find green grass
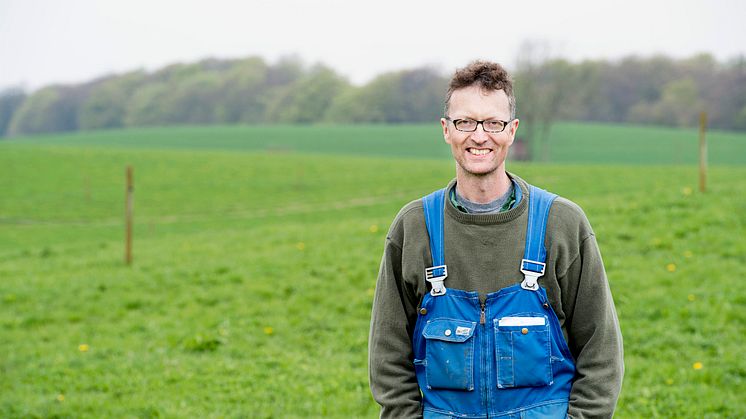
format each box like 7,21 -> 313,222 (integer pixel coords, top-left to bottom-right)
1,124 -> 451,160
1,124 -> 745,417
4,121 -> 746,165
548,122 -> 746,165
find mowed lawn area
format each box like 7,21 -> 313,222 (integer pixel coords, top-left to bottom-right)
1,123 -> 745,418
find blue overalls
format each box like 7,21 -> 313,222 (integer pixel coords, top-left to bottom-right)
412,185 -> 577,418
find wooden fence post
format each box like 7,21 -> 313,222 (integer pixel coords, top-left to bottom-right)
699,111 -> 707,193
125,165 -> 134,265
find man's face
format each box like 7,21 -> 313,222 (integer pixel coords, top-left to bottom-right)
440,85 -> 519,178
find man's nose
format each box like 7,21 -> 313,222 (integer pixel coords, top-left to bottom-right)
470,124 -> 489,142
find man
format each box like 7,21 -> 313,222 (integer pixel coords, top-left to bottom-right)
368,61 -> 624,418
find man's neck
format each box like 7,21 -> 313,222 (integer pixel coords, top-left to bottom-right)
454,168 -> 512,204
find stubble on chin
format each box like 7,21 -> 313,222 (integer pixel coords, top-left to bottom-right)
455,161 -> 502,179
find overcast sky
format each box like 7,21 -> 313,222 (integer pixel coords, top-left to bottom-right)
1,0 -> 745,91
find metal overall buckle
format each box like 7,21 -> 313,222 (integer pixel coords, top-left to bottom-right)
520,259 -> 545,291
425,265 -> 448,296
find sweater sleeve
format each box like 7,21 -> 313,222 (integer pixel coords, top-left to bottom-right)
368,232 -> 423,418
564,234 -> 625,419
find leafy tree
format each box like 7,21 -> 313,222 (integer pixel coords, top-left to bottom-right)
124,83 -> 171,127
733,105 -> 746,130
215,57 -> 270,123
266,55 -> 304,87
151,59 -> 222,84
629,78 -> 704,127
0,88 -> 26,137
710,55 -> 746,129
7,86 -> 80,136
325,67 -> 445,123
514,42 -> 573,161
165,72 -> 223,124
78,71 -> 147,130
323,85 -> 383,123
266,65 -> 349,123
6,53 -> 746,134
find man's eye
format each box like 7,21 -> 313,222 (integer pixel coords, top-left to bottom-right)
484,121 -> 504,130
456,119 -> 476,128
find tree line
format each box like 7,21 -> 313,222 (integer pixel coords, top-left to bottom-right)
1,53 -> 744,139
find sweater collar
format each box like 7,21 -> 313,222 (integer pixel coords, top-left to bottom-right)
444,172 -> 528,225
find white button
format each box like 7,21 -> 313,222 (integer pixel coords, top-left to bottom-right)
444,329 -> 452,336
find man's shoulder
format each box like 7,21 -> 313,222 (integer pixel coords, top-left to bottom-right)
389,198 -> 425,232
515,173 -> 589,228
546,194 -> 595,240
550,196 -> 588,222
394,198 -> 425,219
384,194 -> 435,248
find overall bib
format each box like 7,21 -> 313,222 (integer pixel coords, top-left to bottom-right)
412,185 -> 577,419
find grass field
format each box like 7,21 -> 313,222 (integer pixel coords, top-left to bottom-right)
1,123 -> 746,418
6,121 -> 746,165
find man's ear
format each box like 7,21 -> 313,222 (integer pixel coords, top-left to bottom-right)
509,118 -> 519,137
441,118 -> 450,144
504,118 -> 519,146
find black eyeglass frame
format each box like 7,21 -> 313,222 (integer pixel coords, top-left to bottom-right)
445,117 -> 514,133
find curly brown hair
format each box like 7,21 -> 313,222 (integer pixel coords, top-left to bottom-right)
444,60 -> 516,119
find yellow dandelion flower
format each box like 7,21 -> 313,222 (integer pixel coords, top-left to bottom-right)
263,326 -> 274,335
687,294 -> 696,302
683,250 -> 693,258
665,378 -> 674,385
78,344 -> 89,352
56,394 -> 65,402
666,263 -> 676,272
682,187 -> 693,196
369,224 -> 379,233
693,362 -> 703,370
295,242 -> 305,251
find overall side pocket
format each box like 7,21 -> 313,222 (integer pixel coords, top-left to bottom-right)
494,314 -> 553,388
422,318 -> 477,391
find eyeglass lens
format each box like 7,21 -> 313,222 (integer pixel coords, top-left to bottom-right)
454,119 -> 506,132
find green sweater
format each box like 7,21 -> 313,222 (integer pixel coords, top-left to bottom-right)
368,175 -> 624,419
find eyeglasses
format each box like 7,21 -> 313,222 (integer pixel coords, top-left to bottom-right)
445,117 -> 513,133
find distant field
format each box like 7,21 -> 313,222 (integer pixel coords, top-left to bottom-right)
4,121 -> 745,165
1,126 -> 745,417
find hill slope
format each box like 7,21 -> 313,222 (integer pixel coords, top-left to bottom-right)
3,121 -> 746,165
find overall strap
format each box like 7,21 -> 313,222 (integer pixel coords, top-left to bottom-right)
521,185 -> 558,291
422,189 -> 447,296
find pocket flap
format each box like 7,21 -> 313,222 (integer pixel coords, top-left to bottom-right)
423,318 -> 476,342
497,316 -> 547,327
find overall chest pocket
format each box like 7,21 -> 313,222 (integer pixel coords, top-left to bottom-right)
494,314 -> 553,388
422,318 -> 477,391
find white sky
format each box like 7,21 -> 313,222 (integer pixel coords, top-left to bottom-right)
1,0 -> 745,91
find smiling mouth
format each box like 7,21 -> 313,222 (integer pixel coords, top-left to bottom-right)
467,148 -> 491,156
